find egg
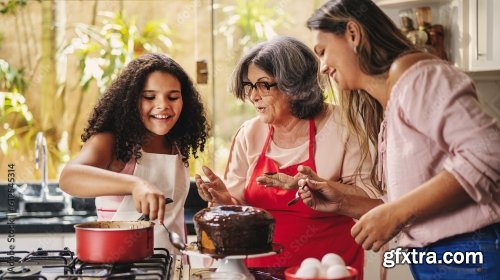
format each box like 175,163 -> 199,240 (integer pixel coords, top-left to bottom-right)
326,265 -> 350,279
321,253 -> 345,267
317,264 -> 329,278
295,264 -> 319,279
301,257 -> 322,269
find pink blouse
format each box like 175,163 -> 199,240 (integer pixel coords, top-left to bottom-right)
380,59 -> 500,247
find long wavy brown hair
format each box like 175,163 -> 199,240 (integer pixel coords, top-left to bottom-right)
82,53 -> 209,165
307,0 -> 416,192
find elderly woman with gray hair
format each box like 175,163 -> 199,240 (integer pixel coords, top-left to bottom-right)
195,36 -> 381,275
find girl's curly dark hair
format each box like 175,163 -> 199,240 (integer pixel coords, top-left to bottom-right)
82,53 -> 209,165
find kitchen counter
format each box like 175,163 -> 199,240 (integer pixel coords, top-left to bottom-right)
0,212 -> 96,234
0,209 -> 200,235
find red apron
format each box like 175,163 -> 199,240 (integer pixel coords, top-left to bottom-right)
244,119 -> 363,279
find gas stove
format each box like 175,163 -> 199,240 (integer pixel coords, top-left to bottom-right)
0,248 -> 177,279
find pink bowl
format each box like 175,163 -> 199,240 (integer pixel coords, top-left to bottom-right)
284,265 -> 358,280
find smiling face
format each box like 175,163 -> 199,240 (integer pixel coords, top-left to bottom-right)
139,71 -> 183,137
312,29 -> 360,91
246,63 -> 292,125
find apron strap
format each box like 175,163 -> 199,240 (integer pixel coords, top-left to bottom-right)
307,118 -> 315,161
224,126 -> 244,180
121,157 -> 137,175
260,124 -> 274,156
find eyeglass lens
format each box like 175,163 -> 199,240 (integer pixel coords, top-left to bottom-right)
243,82 -> 276,97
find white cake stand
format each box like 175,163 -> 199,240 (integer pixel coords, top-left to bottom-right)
182,243 -> 282,280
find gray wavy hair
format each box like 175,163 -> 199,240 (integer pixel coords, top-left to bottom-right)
230,35 -> 324,119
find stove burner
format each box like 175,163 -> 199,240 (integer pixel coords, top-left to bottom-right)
0,248 -> 172,280
10,266 -> 32,274
0,257 -> 21,264
0,265 -> 43,278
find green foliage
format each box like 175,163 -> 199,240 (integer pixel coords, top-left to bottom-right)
0,91 -> 33,154
0,59 -> 27,93
64,11 -> 174,94
0,59 -> 31,155
0,60 -> 32,155
0,0 -> 27,15
214,0 -> 293,51
0,1 -> 38,174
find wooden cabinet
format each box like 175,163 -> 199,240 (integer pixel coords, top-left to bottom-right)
375,0 -> 449,9
467,0 -> 500,71
375,0 -> 500,72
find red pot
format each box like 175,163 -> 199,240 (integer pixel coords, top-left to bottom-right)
74,221 -> 154,263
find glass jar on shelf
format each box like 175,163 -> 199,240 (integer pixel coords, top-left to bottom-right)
415,6 -> 432,30
427,24 -> 448,60
409,6 -> 432,51
398,9 -> 415,36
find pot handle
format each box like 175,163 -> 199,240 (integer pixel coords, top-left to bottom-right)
138,197 -> 174,221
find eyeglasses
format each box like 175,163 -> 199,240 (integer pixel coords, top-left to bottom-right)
242,81 -> 277,98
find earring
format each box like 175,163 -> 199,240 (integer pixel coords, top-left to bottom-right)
353,46 -> 358,54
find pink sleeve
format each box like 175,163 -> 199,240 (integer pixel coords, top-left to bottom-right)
396,60 -> 500,204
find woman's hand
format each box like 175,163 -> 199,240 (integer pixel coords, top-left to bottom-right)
256,172 -> 298,189
351,202 -> 408,252
195,166 -> 233,205
256,165 -> 324,189
130,178 -> 166,223
298,179 -> 344,213
351,172 -> 470,252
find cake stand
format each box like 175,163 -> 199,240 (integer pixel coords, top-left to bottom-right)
182,243 -> 282,280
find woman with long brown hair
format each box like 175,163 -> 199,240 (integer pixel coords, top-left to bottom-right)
300,0 -> 500,278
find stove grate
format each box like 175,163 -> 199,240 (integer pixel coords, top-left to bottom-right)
0,248 -> 173,280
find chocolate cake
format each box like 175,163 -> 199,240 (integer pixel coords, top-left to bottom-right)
193,205 -> 275,256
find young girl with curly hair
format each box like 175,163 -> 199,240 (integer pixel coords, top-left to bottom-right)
60,53 -> 208,253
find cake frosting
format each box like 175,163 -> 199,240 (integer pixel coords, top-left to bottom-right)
193,205 -> 275,256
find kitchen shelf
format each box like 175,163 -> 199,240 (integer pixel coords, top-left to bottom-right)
466,70 -> 500,81
375,0 -> 451,9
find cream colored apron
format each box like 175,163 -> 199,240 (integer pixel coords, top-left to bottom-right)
96,151 -> 189,255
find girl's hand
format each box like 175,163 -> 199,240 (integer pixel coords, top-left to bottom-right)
195,166 -> 233,205
351,202 -> 408,252
298,179 -> 344,213
256,165 -> 324,190
131,179 -> 166,223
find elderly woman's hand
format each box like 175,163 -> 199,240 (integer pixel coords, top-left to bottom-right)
256,172 -> 298,189
195,166 -> 233,205
298,179 -> 344,213
256,165 -> 324,190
